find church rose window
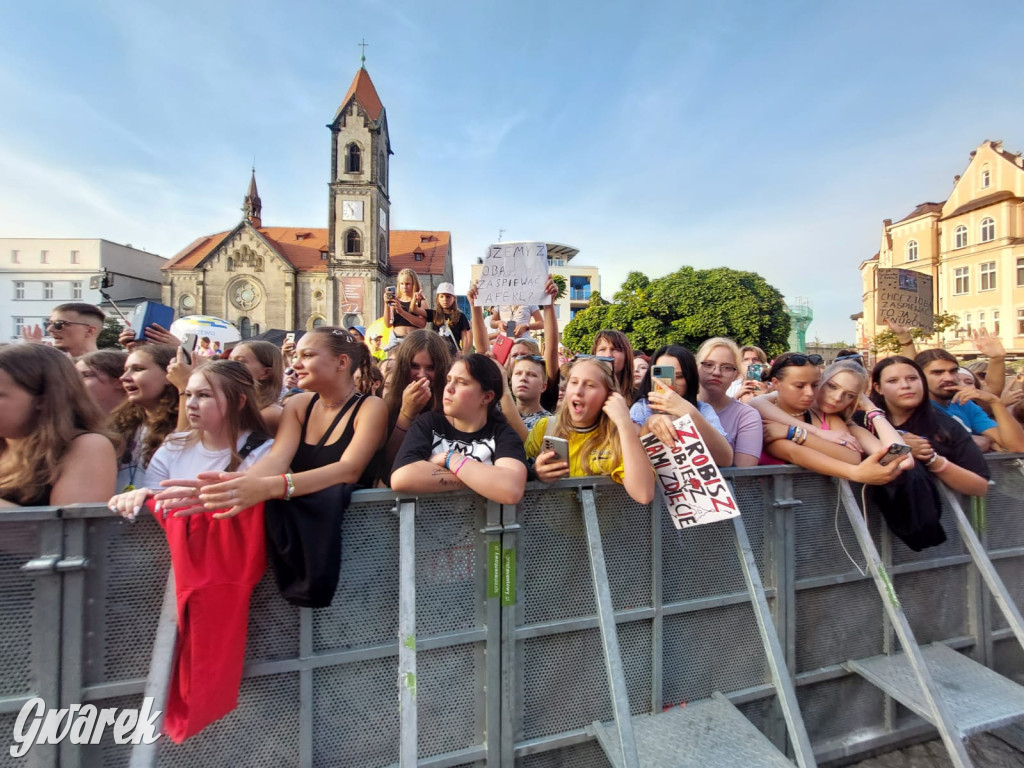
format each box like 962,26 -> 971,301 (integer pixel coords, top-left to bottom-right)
230,279 -> 262,311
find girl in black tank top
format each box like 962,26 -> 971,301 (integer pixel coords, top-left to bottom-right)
183,327 -> 388,517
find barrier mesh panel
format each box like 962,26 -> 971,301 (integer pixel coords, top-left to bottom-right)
661,603 -> 765,706
0,522 -> 38,697
314,499 -> 400,652
662,514 -> 745,603
414,494 -> 482,637
521,622 -> 652,741
796,674 -> 886,743
313,657 -> 400,767
83,516 -> 171,685
986,460 -> 1024,550
520,485 -> 593,624
416,643 -> 483,758
992,558 -> 1024,632
993,637 -> 1024,685
795,580 -> 882,672
517,739 -> 612,768
0,711 -> 33,768
598,485 -> 653,613
793,478 -> 870,581
893,566 -> 968,645
244,572 -> 300,662
737,696 -> 774,736
730,474 -> 768,573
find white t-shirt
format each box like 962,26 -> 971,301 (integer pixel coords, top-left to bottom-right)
143,431 -> 273,489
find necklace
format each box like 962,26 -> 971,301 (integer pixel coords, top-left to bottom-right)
319,387 -> 357,409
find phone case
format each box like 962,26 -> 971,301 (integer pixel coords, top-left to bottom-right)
131,302 -> 175,336
542,437 -> 569,462
492,334 -> 514,365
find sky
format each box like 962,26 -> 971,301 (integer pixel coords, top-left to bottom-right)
2,0 -> 1023,342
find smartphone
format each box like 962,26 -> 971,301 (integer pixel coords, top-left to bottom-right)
542,436 -> 570,463
385,286 -> 396,298
505,319 -> 517,337
651,365 -> 675,390
746,363 -> 766,382
878,443 -> 912,467
492,334 -> 514,365
180,333 -> 198,365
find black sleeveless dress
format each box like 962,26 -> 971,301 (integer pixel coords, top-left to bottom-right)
292,393 -> 381,489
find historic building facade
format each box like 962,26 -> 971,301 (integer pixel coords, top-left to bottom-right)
857,140 -> 1024,356
161,66 -> 452,334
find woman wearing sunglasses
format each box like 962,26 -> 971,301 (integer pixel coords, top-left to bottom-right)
754,353 -> 906,485
630,345 -> 733,467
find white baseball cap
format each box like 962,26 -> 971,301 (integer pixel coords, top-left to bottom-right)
436,282 -> 456,296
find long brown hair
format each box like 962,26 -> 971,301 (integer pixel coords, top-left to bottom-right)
231,340 -> 284,410
0,344 -> 112,504
592,329 -> 635,404
108,344 -> 179,467
383,329 -> 452,426
305,326 -> 373,392
550,358 -> 623,476
169,360 -> 269,471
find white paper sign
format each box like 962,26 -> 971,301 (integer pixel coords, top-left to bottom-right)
476,241 -> 551,307
641,414 -> 740,529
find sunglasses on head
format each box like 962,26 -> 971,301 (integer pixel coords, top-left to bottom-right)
514,354 -> 544,363
46,320 -> 92,331
773,353 -> 823,374
833,353 -> 863,363
574,354 -> 615,364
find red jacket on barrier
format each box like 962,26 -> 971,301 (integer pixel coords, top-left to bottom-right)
148,498 -> 266,743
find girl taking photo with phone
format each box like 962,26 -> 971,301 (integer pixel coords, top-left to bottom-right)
526,357 -> 654,505
391,354 -> 528,504
630,345 -> 733,467
384,268 -> 428,347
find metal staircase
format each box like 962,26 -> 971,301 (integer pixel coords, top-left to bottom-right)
837,480 -> 1024,767
580,486 -> 815,768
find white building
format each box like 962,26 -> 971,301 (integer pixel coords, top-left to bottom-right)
1,238 -> 167,341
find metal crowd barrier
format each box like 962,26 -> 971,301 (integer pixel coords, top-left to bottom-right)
1,457 -> 1022,768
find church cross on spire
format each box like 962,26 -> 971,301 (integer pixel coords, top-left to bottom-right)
359,38 -> 368,68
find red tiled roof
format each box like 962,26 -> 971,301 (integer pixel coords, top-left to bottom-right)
338,67 -> 384,123
894,202 -> 944,224
389,231 -> 450,276
163,227 -> 331,273
163,226 -> 450,276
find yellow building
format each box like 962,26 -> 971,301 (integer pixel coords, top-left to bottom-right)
857,139 -> 1024,356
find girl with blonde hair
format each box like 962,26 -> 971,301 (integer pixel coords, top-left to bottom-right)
526,357 -> 654,505
384,268 -> 427,346
695,337 -> 763,466
229,340 -> 285,434
0,344 -> 116,507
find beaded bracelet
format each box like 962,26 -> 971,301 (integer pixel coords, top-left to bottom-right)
794,428 -> 808,445
925,453 -> 939,467
281,473 -> 296,500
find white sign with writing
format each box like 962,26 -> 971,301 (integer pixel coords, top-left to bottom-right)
641,414 -> 740,529
476,241 -> 551,307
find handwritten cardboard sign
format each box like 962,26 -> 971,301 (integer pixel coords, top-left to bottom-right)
476,241 -> 551,307
641,414 -> 740,529
876,268 -> 934,332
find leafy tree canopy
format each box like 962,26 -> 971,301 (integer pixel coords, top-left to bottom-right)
869,311 -> 959,354
97,316 -> 125,349
562,267 -> 791,356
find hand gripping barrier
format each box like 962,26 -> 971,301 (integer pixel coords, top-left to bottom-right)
0,457 -> 1022,767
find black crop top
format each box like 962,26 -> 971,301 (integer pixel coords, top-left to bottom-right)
293,394 -> 381,488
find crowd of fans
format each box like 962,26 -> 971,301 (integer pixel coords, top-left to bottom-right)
3,282 -> 1024,550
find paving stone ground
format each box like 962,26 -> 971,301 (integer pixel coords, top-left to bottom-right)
848,733 -> 1024,767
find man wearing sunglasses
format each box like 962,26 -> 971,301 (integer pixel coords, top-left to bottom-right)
45,303 -> 105,357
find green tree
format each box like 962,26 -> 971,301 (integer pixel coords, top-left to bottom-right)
562,267 -> 791,356
97,316 -> 125,349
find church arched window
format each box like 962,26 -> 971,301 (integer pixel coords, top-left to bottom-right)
379,234 -> 387,264
346,143 -> 361,173
379,152 -> 386,185
345,229 -> 362,255
226,257 -> 234,271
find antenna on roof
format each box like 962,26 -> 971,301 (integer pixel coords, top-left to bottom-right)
497,228 -> 505,242
359,39 -> 369,67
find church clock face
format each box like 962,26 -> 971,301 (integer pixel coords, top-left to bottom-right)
230,280 -> 262,311
342,200 -> 364,221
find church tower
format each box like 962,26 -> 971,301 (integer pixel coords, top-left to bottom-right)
242,168 -> 262,228
327,62 -> 392,326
